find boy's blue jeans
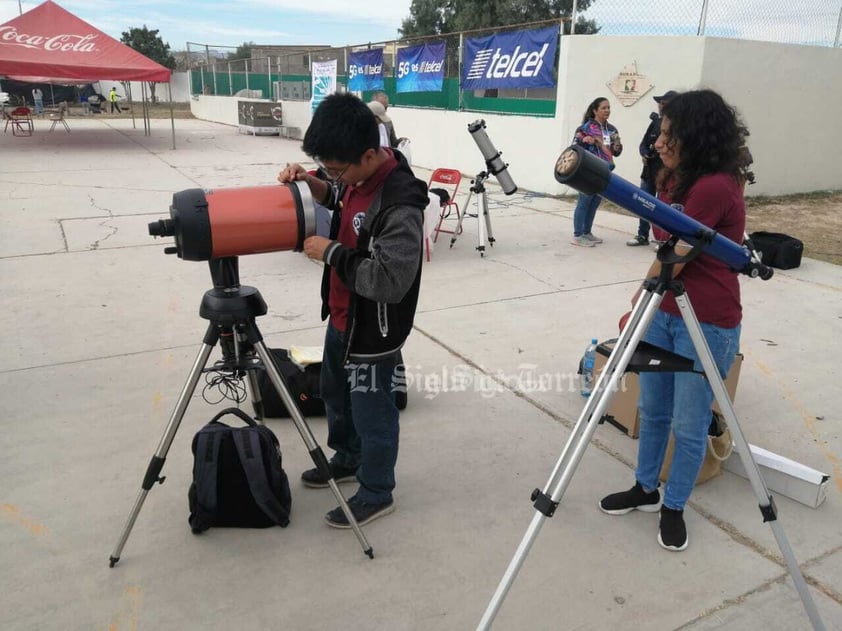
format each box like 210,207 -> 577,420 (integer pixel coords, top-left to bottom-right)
320,324 -> 400,504
635,310 -> 740,510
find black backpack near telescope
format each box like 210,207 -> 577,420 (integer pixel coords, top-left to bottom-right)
188,408 -> 292,533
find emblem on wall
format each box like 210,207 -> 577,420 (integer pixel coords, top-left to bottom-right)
606,62 -> 654,106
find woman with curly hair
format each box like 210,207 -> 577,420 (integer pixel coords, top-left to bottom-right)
599,89 -> 753,551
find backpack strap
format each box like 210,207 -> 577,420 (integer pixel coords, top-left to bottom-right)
231,427 -> 291,526
208,407 -> 257,427
192,425 -> 226,514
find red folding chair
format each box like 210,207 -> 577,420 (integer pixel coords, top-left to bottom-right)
428,169 -> 463,243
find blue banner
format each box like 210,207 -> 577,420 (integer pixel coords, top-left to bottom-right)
347,49 -> 385,91
396,43 -> 446,93
462,25 -> 558,90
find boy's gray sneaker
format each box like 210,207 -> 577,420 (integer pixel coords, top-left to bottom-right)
571,235 -> 595,247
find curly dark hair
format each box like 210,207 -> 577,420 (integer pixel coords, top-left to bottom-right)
657,89 -> 754,202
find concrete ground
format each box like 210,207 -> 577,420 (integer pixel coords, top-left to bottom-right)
1,117 -> 840,631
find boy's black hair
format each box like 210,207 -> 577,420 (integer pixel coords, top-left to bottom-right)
302,93 -> 380,164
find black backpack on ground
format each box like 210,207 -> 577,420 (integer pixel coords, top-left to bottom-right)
257,348 -> 408,419
188,407 -> 291,533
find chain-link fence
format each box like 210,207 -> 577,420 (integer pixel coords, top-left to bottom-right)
188,0 -> 841,112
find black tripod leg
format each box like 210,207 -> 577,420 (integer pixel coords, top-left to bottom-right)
675,295 -> 825,630
109,331 -> 217,567
478,288 -> 663,629
252,341 -> 375,559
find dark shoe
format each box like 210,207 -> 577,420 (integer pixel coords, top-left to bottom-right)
325,495 -> 395,529
626,235 -> 649,246
599,482 -> 662,515
658,506 -> 688,551
300,463 -> 357,488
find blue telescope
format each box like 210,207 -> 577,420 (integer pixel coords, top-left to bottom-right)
554,145 -> 773,280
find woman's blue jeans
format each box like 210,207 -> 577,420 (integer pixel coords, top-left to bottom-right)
320,324 -> 400,504
573,193 -> 602,237
635,310 -> 740,510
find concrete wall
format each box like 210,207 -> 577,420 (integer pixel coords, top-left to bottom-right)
98,72 -> 191,103
190,37 -> 842,196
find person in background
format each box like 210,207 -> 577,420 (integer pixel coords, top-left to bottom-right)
367,101 -> 392,148
32,87 -> 44,116
599,89 -> 753,552
277,93 -> 428,528
371,91 -> 405,149
571,97 -> 622,247
109,87 -> 122,113
627,90 -> 678,246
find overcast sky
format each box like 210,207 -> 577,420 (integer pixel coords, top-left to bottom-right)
1,0 -> 838,50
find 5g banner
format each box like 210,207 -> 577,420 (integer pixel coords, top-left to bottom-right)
348,49 -> 385,92
462,25 -> 558,91
396,43 -> 446,93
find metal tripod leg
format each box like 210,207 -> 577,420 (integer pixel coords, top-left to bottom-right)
675,294 -> 825,631
109,331 -> 216,567
253,341 -> 374,559
450,189 -> 473,249
479,190 -> 495,256
478,288 -> 663,629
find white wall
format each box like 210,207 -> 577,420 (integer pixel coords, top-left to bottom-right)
98,72 -> 191,103
190,37 -> 842,196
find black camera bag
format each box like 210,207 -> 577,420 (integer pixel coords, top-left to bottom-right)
188,407 -> 291,533
748,231 -> 803,269
257,348 -> 407,419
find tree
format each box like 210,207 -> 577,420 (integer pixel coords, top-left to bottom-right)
120,26 -> 176,103
400,0 -> 599,38
228,41 -> 257,61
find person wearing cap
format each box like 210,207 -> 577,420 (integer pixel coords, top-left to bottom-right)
627,90 -> 678,246
370,91 -> 402,149
367,100 -> 393,148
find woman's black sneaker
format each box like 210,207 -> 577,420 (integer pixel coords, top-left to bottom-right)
599,482 -> 662,515
658,506 -> 688,551
300,463 -> 357,488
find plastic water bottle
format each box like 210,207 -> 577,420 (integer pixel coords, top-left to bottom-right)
580,338 -> 598,397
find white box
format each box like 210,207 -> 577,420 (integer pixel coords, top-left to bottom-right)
722,444 -> 830,509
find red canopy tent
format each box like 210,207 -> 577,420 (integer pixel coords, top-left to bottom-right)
0,0 -> 176,145
0,0 -> 171,81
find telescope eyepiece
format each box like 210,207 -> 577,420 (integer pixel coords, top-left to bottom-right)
149,219 -> 175,237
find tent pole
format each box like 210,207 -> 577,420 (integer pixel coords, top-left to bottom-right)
168,82 -> 176,150
128,83 -> 136,129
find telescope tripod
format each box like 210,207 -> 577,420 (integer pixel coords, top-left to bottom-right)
450,171 -> 496,257
109,257 -> 374,567
478,243 -> 825,630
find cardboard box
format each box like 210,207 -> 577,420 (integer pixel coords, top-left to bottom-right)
592,342 -> 742,439
722,444 -> 830,509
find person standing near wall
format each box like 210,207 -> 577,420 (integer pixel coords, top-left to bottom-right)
627,90 -> 678,246
571,97 -> 623,247
109,87 -> 122,114
32,87 -> 44,116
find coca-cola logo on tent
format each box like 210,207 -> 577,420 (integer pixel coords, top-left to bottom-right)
0,26 -> 99,52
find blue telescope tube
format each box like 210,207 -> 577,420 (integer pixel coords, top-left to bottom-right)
554,145 -> 772,279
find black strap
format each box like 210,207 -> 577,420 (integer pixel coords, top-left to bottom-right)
193,426 -> 225,514
231,428 -> 290,525
208,407 -> 257,427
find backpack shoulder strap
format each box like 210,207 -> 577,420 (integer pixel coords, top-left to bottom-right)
192,424 -> 227,514
231,427 -> 291,526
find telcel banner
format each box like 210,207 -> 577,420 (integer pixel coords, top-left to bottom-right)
462,25 -> 558,90
348,49 -> 385,92
396,43 -> 446,93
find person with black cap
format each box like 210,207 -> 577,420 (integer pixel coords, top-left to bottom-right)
627,90 -> 678,246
